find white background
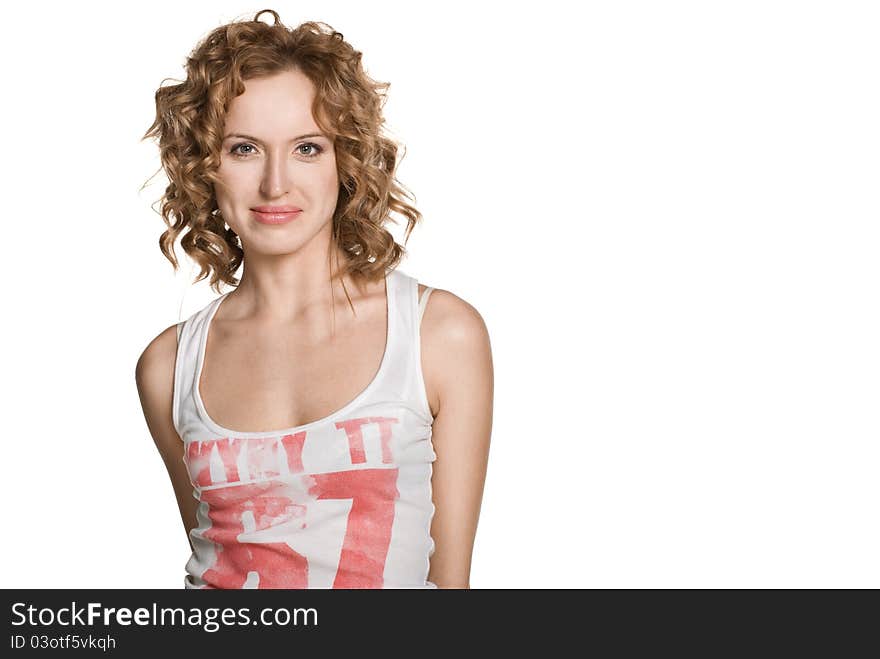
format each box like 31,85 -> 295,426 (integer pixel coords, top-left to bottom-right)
1,0 -> 877,588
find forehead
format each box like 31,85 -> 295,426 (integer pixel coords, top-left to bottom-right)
224,70 -> 319,134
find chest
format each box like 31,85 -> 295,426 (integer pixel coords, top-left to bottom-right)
198,313 -> 388,434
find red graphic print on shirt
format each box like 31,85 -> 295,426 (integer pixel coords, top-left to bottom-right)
184,416 -> 401,588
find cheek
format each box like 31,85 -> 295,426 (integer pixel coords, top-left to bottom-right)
324,170 -> 340,195
309,164 -> 340,201
214,164 -> 249,197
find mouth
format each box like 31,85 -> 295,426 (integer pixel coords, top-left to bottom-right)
251,209 -> 302,225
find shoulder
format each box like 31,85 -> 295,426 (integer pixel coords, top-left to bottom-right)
417,284 -> 493,413
418,284 -> 490,347
134,322 -> 181,402
136,322 -> 188,457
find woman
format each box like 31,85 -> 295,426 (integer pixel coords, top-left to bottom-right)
135,9 -> 493,589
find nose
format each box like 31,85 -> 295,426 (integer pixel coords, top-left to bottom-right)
259,150 -> 290,198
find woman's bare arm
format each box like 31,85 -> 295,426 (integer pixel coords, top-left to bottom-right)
421,290 -> 494,589
135,324 -> 199,553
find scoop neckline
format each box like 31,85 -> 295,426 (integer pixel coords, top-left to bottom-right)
193,270 -> 396,439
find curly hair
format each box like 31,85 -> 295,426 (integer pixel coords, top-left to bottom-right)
140,8 -> 422,296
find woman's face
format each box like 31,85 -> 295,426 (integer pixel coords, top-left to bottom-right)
214,69 -> 339,257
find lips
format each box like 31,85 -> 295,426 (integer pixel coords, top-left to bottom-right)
251,208 -> 302,225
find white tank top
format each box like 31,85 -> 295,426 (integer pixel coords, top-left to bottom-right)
172,267 -> 437,589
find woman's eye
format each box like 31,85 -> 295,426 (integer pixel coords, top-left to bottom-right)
297,143 -> 323,157
230,143 -> 255,157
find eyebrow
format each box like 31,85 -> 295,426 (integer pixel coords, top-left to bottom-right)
223,132 -> 328,143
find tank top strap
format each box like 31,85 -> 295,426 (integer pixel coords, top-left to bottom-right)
173,294 -> 227,440
385,268 -> 434,423
418,286 -> 434,324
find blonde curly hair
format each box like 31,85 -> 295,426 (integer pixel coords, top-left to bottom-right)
141,8 -> 422,296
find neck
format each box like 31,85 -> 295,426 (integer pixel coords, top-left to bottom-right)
226,241 -> 370,323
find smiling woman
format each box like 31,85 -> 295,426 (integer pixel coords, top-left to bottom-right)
140,10 -> 419,293
135,8 -> 494,591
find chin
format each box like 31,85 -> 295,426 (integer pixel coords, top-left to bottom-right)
245,236 -> 309,255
